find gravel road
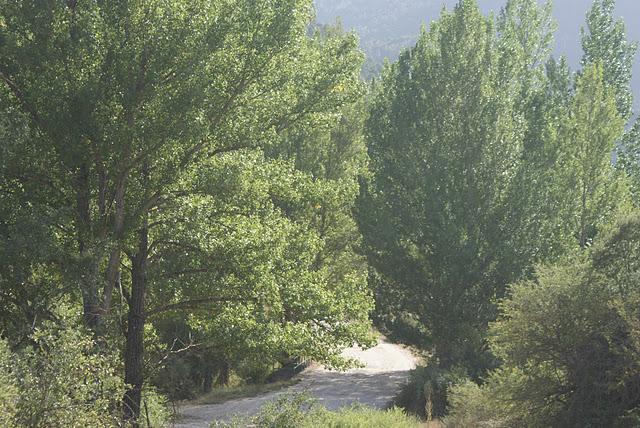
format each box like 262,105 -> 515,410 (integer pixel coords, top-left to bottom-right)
173,338 -> 418,427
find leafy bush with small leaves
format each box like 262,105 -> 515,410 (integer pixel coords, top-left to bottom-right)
0,339 -> 18,427
2,322 -> 125,427
446,213 -> 640,427
308,406 -> 422,428
140,387 -> 171,428
395,365 -> 468,420
212,393 -> 420,428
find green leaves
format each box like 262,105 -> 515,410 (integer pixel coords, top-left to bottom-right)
1,0 -> 373,417
0,321 -> 125,427
562,63 -> 629,248
360,0 -> 635,379
360,0 -> 536,375
481,213 -> 640,426
581,0 -> 637,121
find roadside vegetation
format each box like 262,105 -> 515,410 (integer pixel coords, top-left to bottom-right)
188,379 -> 301,406
1,0 -> 639,426
212,394 -> 422,428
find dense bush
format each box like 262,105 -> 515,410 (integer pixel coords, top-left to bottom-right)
394,365 -> 468,421
446,213 -> 640,427
0,323 -> 125,427
0,339 -> 18,427
213,393 -> 421,428
310,406 -> 422,428
139,387 -> 171,428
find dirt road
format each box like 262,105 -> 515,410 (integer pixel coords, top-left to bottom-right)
173,338 -> 418,427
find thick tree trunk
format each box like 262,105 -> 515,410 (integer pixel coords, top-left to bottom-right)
123,223 -> 148,426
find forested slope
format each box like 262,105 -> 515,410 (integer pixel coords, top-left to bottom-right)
314,0 -> 640,108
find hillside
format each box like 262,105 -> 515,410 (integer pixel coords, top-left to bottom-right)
315,0 -> 640,108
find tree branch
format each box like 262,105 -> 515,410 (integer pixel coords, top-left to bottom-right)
0,70 -> 46,132
145,297 -> 253,318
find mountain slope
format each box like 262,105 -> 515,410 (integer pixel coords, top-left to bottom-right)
315,0 -> 640,109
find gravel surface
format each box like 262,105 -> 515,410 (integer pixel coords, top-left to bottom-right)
172,338 -> 418,427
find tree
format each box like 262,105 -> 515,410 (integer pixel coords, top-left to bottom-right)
619,120 -> 640,204
580,0 -> 639,212
360,0 -> 541,375
561,64 -> 629,248
0,86 -> 72,344
581,0 -> 637,121
1,1 -> 373,423
496,1 -> 578,272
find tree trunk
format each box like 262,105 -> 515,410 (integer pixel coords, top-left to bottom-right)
216,358 -> 230,387
75,164 -> 102,332
202,363 -> 214,393
103,177 -> 127,314
123,223 -> 148,426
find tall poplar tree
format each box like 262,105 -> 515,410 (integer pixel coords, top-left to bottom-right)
562,64 -> 629,248
581,0 -> 637,121
360,0 -> 533,374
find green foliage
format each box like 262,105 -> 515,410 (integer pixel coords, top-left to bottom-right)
306,406 -> 422,428
395,365 -> 468,421
562,63 -> 630,248
0,87 -> 69,344
445,374 -> 519,428
140,387 -> 171,428
0,322 -> 126,427
446,213 -> 640,427
212,393 -> 420,428
1,0 -> 374,420
359,0 -> 634,382
359,0 -> 574,376
581,0 -> 637,120
619,118 -> 640,206
0,339 -> 18,427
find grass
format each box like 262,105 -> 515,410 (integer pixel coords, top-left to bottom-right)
212,393 -> 426,428
306,406 -> 425,428
186,378 -> 300,405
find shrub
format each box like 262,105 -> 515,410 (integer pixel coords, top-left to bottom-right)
212,394 -> 421,428
445,369 -> 528,428
1,322 -> 126,427
308,406 -> 422,428
395,365 -> 468,420
447,213 -> 640,427
252,393 -> 320,428
0,339 -> 18,427
140,387 -> 171,428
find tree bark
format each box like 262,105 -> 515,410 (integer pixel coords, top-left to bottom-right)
216,358 -> 230,386
103,177 -> 127,313
123,222 -> 148,425
202,362 -> 214,393
75,164 -> 102,332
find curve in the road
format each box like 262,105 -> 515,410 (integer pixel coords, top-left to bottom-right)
174,338 -> 418,428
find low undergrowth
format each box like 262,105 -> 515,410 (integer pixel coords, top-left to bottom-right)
188,378 -> 301,405
212,393 -> 422,428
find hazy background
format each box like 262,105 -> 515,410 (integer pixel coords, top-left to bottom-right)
314,0 -> 640,111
